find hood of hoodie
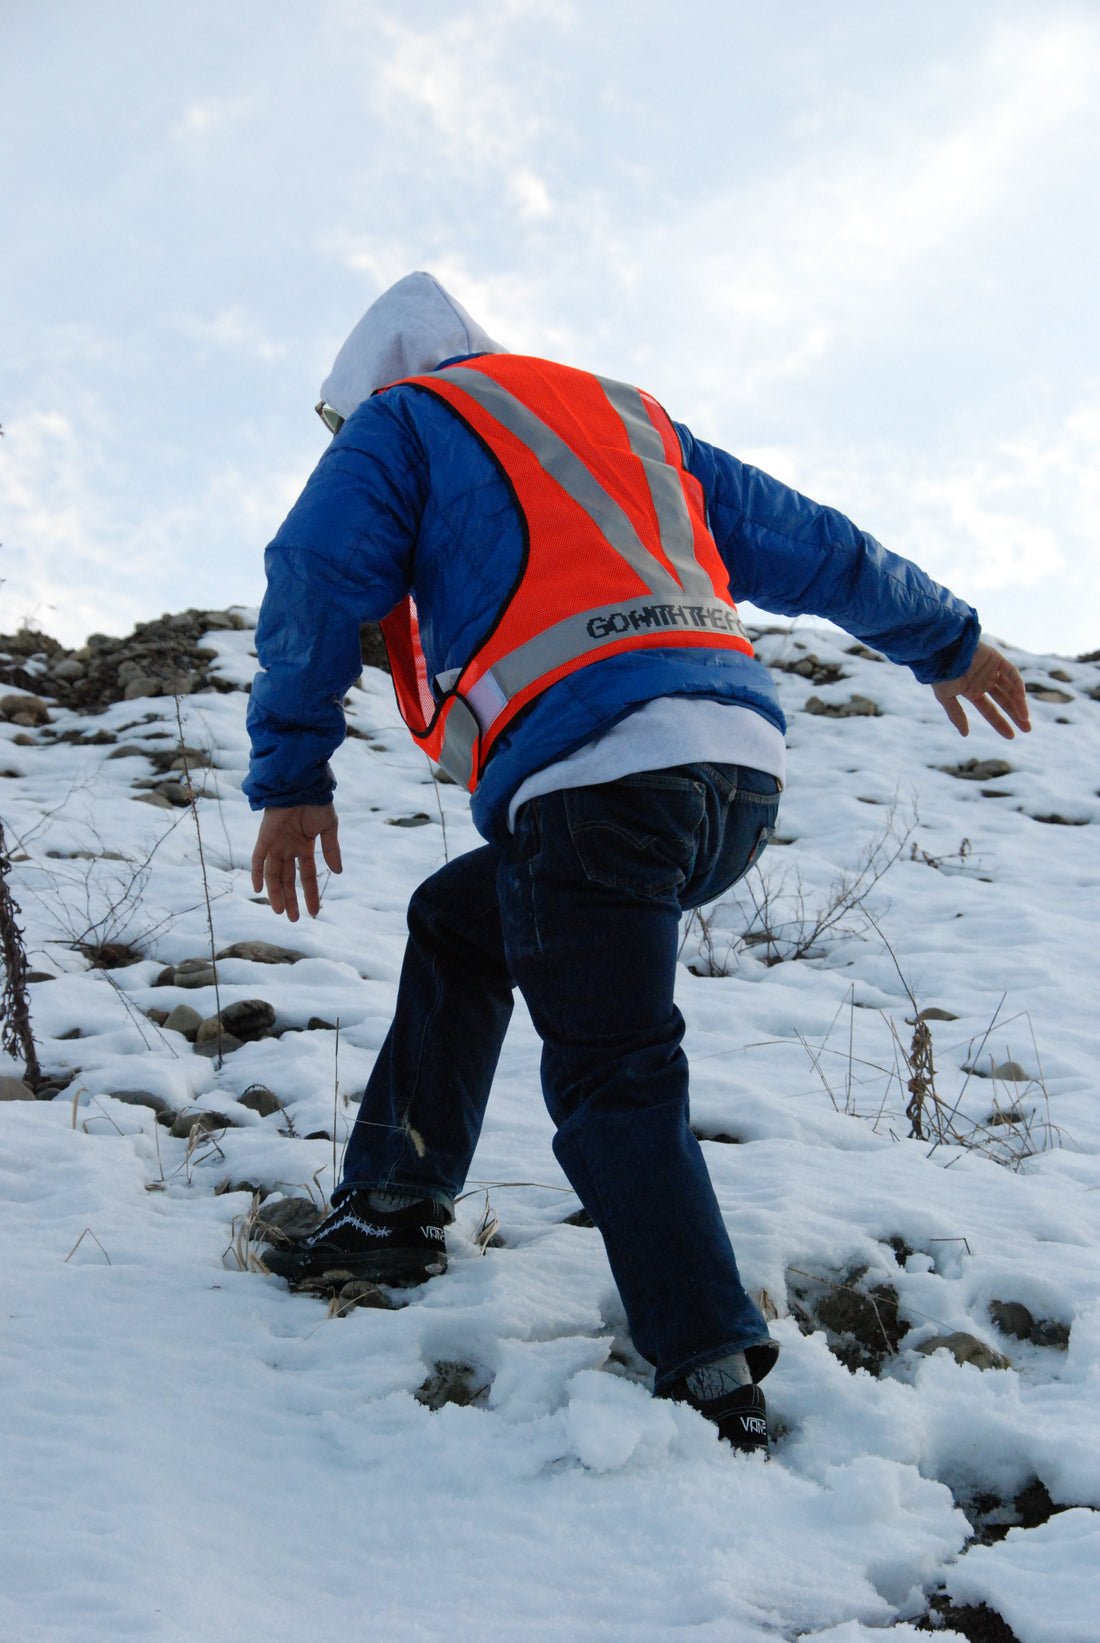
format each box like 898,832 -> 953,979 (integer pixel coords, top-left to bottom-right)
318,271 -> 509,421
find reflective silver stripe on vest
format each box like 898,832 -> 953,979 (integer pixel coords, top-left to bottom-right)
442,367 -> 686,604
437,695 -> 480,788
593,375 -> 714,603
449,598 -> 749,746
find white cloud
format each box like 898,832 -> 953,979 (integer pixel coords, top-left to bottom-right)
0,402 -> 300,647
362,6 -> 559,169
783,391 -> 1100,654
172,309 -> 288,363
509,169 -> 553,221
633,16 -> 1100,411
171,97 -> 255,144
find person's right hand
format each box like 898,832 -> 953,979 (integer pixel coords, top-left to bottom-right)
250,803 -> 342,921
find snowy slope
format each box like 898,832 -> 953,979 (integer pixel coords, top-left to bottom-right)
1,619 -> 1098,1643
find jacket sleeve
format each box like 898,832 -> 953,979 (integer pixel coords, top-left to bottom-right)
678,424 -> 981,684
243,401 -> 429,810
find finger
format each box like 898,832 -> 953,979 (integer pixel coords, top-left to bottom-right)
996,677 -> 1031,734
268,853 -> 299,922
281,856 -> 301,922
298,850 -> 321,918
939,694 -> 970,737
263,857 -> 286,917
320,825 -> 342,876
264,862 -> 285,917
972,693 -> 1015,741
251,845 -> 266,895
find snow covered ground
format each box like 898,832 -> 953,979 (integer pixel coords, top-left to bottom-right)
1,620 -> 1098,1643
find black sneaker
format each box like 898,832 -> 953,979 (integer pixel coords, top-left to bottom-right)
669,1381 -> 770,1453
261,1190 -> 448,1287
661,1342 -> 778,1454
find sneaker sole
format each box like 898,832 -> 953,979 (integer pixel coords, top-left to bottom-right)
262,1244 -> 447,1287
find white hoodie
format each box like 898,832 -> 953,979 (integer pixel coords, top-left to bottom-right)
318,271 -> 509,421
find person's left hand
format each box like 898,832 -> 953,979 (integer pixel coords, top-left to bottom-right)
251,803 -> 342,921
932,641 -> 1031,741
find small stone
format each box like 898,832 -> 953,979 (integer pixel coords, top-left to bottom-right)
915,1007 -> 959,1022
1025,683 -> 1073,702
192,1031 -> 244,1058
168,747 -> 212,772
123,676 -> 163,700
306,1016 -> 337,1032
332,1280 -> 394,1314
0,693 -> 51,725
146,1007 -> 170,1026
414,1361 -> 488,1409
161,672 -> 195,697
238,1084 -> 284,1117
214,1178 -> 264,1197
964,1058 -> 1029,1080
939,757 -> 1014,781
169,1109 -> 235,1137
916,1332 -> 1011,1370
0,1076 -> 35,1101
109,1090 -> 172,1116
218,999 -> 277,1041
215,940 -> 306,965
106,744 -> 152,760
1030,812 -> 1088,826
49,657 -> 86,681
26,971 -> 56,983
32,1075 -> 73,1101
1030,1318 -> 1071,1350
162,1003 -> 203,1040
81,941 -> 143,970
148,781 -> 191,808
134,791 -> 175,810
172,958 -> 218,990
386,813 -> 433,827
253,1196 -> 325,1240
804,694 -> 881,718
990,1299 -> 1035,1340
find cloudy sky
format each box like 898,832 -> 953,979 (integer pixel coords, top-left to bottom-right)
3,0 -> 1098,656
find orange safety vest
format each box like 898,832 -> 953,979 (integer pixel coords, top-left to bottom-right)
378,355 -> 754,791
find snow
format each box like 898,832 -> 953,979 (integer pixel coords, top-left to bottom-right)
944,1509 -> 1100,1643
1,623 -> 1098,1642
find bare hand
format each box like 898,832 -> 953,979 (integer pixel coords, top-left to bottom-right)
251,803 -> 342,921
932,641 -> 1031,741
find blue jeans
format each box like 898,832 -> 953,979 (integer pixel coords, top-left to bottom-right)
339,763 -> 780,1392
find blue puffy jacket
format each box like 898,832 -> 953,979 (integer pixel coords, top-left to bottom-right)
245,356 -> 980,844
